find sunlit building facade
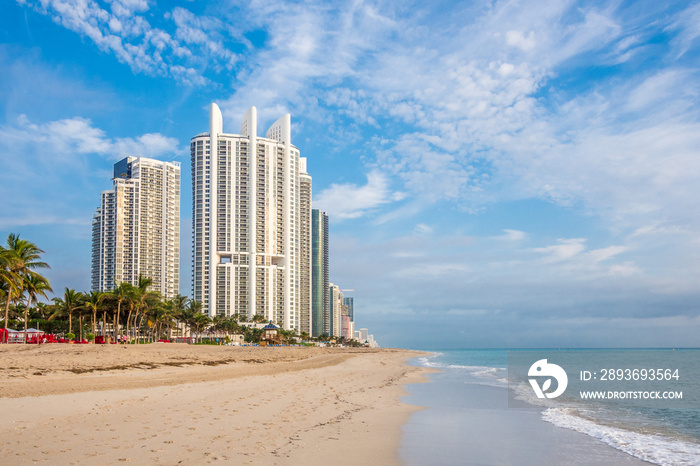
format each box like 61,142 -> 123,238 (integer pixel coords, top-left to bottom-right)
329,283 -> 343,337
191,104 -> 306,330
91,156 -> 181,298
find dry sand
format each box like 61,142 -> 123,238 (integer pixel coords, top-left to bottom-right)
0,344 -> 429,465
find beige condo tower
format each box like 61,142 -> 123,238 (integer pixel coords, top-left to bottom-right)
191,104 -> 312,331
91,156 -> 181,298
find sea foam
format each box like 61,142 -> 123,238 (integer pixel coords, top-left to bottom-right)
542,407 -> 700,466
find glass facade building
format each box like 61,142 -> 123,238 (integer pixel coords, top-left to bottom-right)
312,209 -> 329,337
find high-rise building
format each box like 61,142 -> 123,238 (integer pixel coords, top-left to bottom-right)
312,209 -> 329,337
298,158 -> 312,335
359,328 -> 369,342
342,296 -> 354,339
191,104 -> 306,330
329,283 -> 343,337
91,156 -> 181,298
343,296 -> 354,322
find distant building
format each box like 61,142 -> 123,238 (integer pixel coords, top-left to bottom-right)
298,158 -> 313,335
312,209 -> 329,337
342,296 -> 354,339
329,283 -> 343,337
191,104 -> 308,330
340,315 -> 352,339
91,156 -> 181,298
359,328 -> 369,342
343,296 -> 354,321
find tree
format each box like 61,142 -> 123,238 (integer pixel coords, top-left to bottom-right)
147,301 -> 171,342
192,312 -> 211,343
81,291 -> 104,340
108,282 -> 133,343
22,273 -> 52,343
2,234 -> 50,330
244,327 -> 263,343
0,250 -> 20,328
168,294 -> 188,340
51,288 -> 83,335
130,275 -> 160,344
179,300 -> 208,342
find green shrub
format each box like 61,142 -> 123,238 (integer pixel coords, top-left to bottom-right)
65,333 -> 75,341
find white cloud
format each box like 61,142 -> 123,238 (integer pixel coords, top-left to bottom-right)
5,114 -> 180,160
414,223 -> 433,235
113,133 -> 181,159
313,171 -> 401,220
666,2 -> 700,58
0,114 -> 181,231
588,245 -> 626,263
534,238 -> 587,261
19,0 -> 240,85
506,30 -> 536,51
501,229 -> 526,241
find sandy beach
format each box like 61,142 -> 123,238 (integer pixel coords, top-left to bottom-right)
0,344 -> 428,465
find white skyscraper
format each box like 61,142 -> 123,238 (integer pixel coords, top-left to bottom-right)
329,283 -> 343,337
191,103 -> 308,330
91,156 -> 181,298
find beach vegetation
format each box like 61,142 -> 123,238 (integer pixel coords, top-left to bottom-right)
107,282 -> 132,344
1,233 -> 366,347
51,288 -> 84,336
1,234 -> 51,332
244,327 -> 264,343
81,291 -> 105,341
22,273 -> 52,343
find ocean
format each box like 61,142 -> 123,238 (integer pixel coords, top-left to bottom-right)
400,349 -> 700,466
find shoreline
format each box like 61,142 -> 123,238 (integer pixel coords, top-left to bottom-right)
0,344 -> 430,465
401,355 -> 653,465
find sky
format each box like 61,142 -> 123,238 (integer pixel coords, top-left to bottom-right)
1,0 -> 700,349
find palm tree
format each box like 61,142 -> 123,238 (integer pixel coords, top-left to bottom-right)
22,273 -> 52,343
81,291 -> 104,340
2,234 -> 50,330
130,275 -> 160,344
51,288 -> 83,336
168,294 -> 188,340
181,300 -> 202,342
109,282 -> 133,343
192,312 -> 211,344
0,249 -> 20,329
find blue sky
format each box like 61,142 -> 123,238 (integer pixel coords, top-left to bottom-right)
1,0 -> 700,348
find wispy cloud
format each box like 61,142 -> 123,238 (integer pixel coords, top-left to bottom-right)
534,238 -> 587,261
313,171 -> 404,220
17,0 -> 241,85
3,114 -> 180,161
0,114 -> 180,229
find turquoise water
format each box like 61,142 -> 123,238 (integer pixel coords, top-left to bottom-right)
411,349 -> 700,465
